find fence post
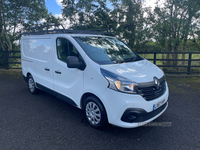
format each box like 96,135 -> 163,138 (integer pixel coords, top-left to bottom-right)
187,53 -> 192,75
154,52 -> 156,65
6,51 -> 9,70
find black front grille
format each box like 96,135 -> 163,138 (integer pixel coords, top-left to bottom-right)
138,77 -> 166,101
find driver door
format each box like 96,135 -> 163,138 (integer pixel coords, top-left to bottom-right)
53,37 -> 84,106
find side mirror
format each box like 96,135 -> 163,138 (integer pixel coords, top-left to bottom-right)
67,56 -> 82,69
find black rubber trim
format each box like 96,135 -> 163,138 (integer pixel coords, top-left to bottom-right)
121,108 -> 147,123
121,102 -> 167,123
36,83 -> 77,107
134,102 -> 167,122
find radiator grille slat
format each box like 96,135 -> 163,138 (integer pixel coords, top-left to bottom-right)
138,78 -> 166,101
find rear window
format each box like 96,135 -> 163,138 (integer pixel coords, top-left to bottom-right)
22,38 -> 52,61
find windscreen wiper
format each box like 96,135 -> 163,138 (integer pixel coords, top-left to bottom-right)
115,56 -> 137,64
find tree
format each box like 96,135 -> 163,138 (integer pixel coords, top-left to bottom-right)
0,0 -> 60,52
62,0 -> 114,30
62,0 -> 152,51
152,0 -> 200,65
112,0 -> 152,51
0,0 -> 60,68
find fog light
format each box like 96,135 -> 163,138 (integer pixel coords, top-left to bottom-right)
121,108 -> 147,123
128,114 -> 136,120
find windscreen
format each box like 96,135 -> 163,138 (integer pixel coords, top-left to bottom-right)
74,36 -> 140,65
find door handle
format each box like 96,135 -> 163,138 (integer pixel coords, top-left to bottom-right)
55,70 -> 61,74
44,67 -> 50,71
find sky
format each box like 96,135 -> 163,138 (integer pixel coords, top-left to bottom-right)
45,0 -> 62,15
45,0 -> 161,20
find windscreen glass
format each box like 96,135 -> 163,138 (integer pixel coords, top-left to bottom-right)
74,37 -> 139,65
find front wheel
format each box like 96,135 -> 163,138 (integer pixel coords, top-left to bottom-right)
27,75 -> 38,94
84,96 -> 108,129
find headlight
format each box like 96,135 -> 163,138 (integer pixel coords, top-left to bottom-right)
101,68 -> 138,94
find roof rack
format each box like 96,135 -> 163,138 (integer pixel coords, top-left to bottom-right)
21,24 -> 114,36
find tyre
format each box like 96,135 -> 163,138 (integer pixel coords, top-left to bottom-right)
27,75 -> 38,94
84,96 -> 108,129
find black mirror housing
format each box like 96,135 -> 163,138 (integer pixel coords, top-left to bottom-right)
67,56 -> 82,69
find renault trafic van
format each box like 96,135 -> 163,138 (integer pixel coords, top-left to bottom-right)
21,25 -> 169,129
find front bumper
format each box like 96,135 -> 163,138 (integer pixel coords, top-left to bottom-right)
121,102 -> 168,123
100,83 -> 169,128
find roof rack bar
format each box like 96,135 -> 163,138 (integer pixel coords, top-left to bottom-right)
21,24 -> 113,36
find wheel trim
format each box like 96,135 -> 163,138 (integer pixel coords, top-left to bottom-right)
86,102 -> 101,125
28,78 -> 35,92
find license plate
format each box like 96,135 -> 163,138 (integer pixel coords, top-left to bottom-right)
153,99 -> 165,110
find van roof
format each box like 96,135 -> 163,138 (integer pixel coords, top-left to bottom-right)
21,24 -> 114,37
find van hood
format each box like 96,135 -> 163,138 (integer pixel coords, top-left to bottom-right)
100,59 -> 164,83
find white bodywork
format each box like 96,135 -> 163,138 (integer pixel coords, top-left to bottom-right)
21,34 -> 169,128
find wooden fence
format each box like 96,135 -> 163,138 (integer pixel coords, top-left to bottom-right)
0,51 -> 200,74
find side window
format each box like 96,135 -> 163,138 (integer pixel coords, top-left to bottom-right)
56,38 -> 80,62
57,38 -> 69,62
69,42 -> 79,58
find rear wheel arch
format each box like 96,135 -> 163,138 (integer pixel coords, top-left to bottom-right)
26,72 -> 31,78
27,74 -> 38,94
23,72 -> 31,82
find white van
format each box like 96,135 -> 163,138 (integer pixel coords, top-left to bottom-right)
21,25 -> 169,129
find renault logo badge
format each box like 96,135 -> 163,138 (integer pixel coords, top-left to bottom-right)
154,77 -> 160,90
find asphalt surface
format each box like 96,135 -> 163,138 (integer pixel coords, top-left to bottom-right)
0,71 -> 200,150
